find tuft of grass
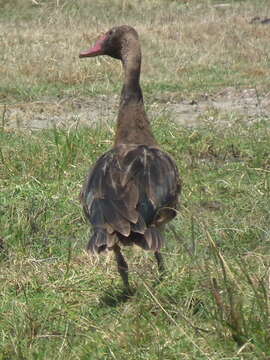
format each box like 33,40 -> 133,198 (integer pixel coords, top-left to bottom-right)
1,115 -> 270,359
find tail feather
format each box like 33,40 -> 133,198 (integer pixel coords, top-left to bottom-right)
144,227 -> 164,251
87,226 -> 164,254
131,214 -> 147,234
87,228 -> 116,254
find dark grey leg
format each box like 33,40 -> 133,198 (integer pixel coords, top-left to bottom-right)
154,251 -> 165,273
112,244 -> 131,292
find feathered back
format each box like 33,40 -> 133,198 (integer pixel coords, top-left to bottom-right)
81,144 -> 180,253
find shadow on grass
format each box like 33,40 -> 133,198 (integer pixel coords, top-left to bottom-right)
99,287 -> 136,307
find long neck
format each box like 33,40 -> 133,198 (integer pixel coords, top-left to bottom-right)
114,39 -> 157,146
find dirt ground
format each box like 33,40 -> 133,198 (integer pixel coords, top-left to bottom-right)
1,88 -> 270,130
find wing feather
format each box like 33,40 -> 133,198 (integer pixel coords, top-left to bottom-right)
81,144 -> 180,253
144,227 -> 164,251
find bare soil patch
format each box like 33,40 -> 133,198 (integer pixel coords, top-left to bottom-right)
167,87 -> 270,126
1,88 -> 270,130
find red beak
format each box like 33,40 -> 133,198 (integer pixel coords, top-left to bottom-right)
79,34 -> 107,58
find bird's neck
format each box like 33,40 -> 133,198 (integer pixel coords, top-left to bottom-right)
114,43 -> 157,147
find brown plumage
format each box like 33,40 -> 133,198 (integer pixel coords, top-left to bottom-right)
79,25 -> 181,292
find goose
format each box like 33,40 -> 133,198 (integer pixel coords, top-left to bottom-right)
79,25 -> 181,293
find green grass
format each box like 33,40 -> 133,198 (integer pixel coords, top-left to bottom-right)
1,116 -> 270,359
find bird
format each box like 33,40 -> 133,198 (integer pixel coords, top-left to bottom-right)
79,25 -> 181,293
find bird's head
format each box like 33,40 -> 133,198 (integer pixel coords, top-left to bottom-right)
79,25 -> 139,60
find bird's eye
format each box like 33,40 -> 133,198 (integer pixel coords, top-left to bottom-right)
108,29 -> 115,36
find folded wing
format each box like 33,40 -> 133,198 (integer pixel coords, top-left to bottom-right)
80,144 -> 180,253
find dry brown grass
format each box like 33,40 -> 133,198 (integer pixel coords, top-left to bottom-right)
1,0 -> 270,106
1,0 -> 270,131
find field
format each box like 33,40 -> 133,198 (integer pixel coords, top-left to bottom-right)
1,0 -> 270,359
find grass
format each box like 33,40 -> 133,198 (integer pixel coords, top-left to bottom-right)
1,0 -> 270,358
1,0 -> 270,104
1,115 -> 270,359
